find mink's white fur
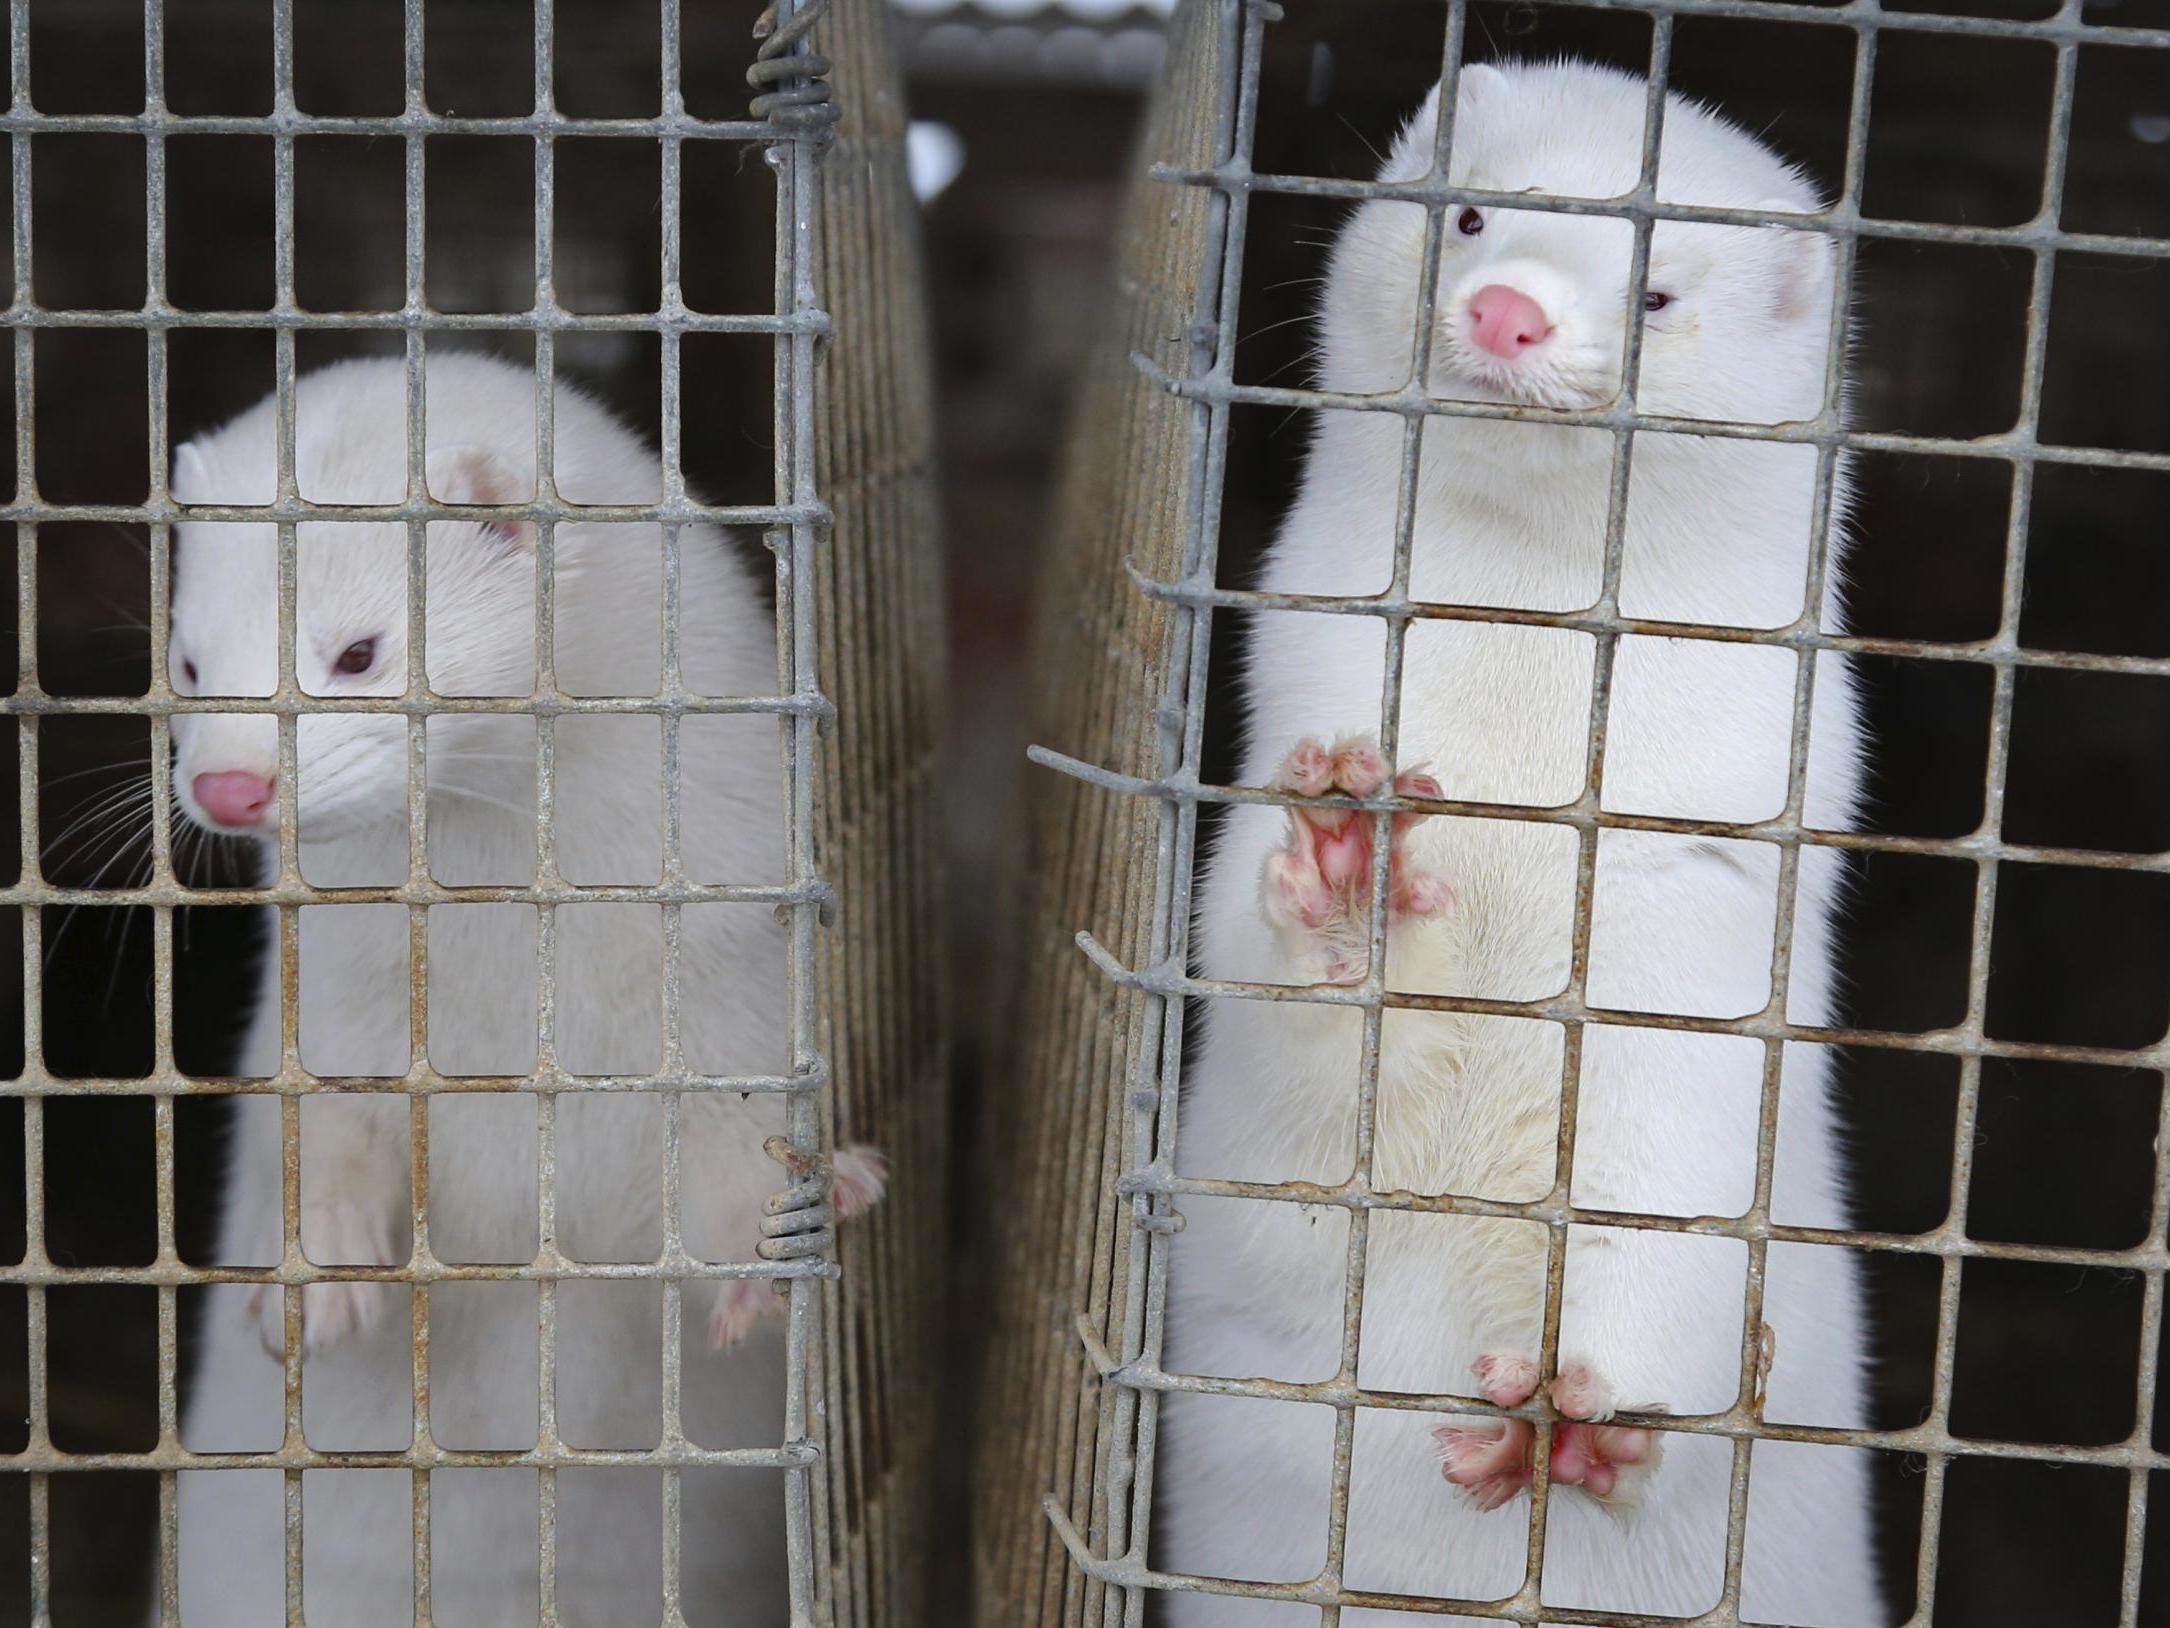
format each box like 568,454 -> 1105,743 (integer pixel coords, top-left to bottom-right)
1157,61 -> 1883,1625
161,353 -> 881,1625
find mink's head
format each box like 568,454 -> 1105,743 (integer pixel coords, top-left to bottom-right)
167,353 -> 659,849
1321,58 -> 1840,432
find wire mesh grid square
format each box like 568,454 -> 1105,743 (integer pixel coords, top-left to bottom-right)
1,0 -> 847,1621
1028,0 -> 2170,1623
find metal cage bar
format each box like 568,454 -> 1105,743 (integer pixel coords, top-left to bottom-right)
990,1 -> 2170,1625
972,4 -> 1239,1620
793,1 -> 953,1618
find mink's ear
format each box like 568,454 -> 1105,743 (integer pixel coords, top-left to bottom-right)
425,444 -> 536,551
1380,83 -> 1442,182
1457,61 -> 1509,107
1756,196 -> 1836,326
1387,64 -> 1504,182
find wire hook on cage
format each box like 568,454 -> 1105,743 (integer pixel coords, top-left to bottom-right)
754,1134 -> 850,1276
749,0 -> 839,135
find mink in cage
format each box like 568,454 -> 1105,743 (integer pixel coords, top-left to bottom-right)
978,3 -> 2170,1626
9,1 -> 923,1623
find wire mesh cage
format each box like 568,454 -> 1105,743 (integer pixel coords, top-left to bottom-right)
0,0 -> 947,1623
979,0 -> 2170,1624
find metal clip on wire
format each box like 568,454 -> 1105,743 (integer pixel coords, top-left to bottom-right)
749,0 -> 838,136
756,1134 -> 841,1267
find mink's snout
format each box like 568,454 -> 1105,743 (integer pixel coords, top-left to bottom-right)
1438,256 -> 1591,400
174,710 -> 281,837
1466,283 -> 1554,357
192,770 -> 275,830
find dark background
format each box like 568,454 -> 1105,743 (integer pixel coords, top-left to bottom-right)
5,0 -> 2170,1621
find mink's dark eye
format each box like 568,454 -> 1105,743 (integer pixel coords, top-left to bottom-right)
180,658 -> 198,687
334,638 -> 377,676
1643,291 -> 1674,314
1456,207 -> 1485,237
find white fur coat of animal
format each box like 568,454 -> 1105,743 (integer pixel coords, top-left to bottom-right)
1156,61 -> 1883,1627
162,354 -> 878,1624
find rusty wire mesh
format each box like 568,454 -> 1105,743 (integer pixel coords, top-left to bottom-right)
978,0 -> 2170,1624
0,0 -> 946,1622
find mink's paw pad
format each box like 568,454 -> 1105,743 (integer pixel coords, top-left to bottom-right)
1473,1352 -> 1541,1407
1435,1354 -> 1540,1510
1550,1361 -> 1617,1422
1548,1363 -> 1661,1504
832,1145 -> 888,1220
1435,1418 -> 1534,1512
1549,1418 -> 1658,1502
1435,1358 -> 1663,1509
708,1279 -> 781,1350
1258,734 -> 1451,979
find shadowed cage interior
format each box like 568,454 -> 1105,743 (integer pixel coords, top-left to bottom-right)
0,0 -> 949,1623
972,1 -> 2170,1624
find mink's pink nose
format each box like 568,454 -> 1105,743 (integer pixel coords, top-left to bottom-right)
193,770 -> 275,829
1467,284 -> 1552,358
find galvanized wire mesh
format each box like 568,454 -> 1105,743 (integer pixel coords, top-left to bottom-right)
0,0 -> 945,1622
980,0 -> 2170,1624
972,4 -> 1232,1619
800,0 -> 952,1619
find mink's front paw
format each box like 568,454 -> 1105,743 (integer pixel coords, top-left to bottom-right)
1434,1353 -> 1665,1509
707,1277 -> 781,1350
249,1196 -> 406,1360
1258,734 -> 1450,982
1546,1359 -> 1663,1503
708,1141 -> 888,1352
831,1143 -> 887,1219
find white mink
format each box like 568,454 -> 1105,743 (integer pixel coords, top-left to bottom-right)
160,353 -> 882,1625
1156,61 -> 1883,1625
